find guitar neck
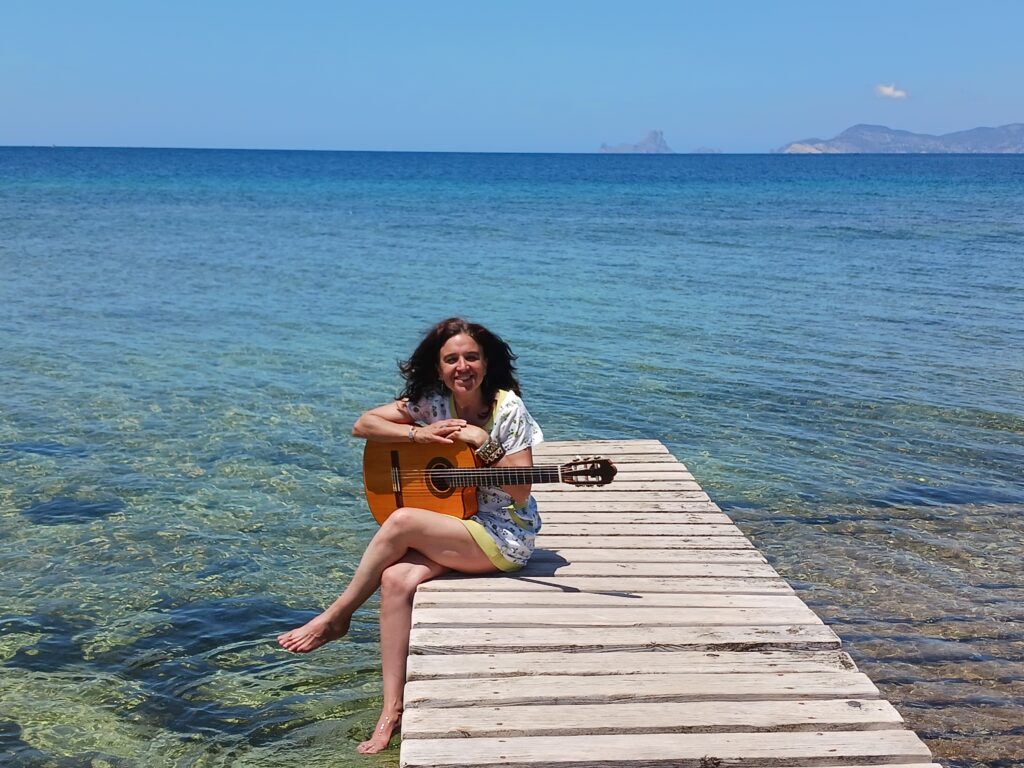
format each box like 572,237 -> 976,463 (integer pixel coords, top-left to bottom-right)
445,465 -> 563,487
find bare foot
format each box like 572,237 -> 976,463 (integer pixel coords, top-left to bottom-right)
277,613 -> 350,653
356,710 -> 402,754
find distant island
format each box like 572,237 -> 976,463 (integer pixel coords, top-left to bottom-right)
599,130 -> 674,154
776,123 -> 1024,153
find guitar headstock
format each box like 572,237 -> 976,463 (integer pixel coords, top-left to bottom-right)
560,456 -> 617,487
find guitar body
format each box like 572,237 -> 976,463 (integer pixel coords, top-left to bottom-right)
363,441 -> 479,525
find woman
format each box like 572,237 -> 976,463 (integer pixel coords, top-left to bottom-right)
277,317 -> 543,754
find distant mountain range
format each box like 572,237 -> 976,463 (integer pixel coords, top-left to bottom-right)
776,123 -> 1024,153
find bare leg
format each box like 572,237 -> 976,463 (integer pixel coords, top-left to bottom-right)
356,552 -> 449,754
278,508 -> 494,652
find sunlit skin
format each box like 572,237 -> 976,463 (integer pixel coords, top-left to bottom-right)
276,333 -> 532,754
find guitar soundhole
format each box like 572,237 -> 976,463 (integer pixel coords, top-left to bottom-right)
425,457 -> 456,498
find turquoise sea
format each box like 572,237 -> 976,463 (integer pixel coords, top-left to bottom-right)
1,148 -> 1022,767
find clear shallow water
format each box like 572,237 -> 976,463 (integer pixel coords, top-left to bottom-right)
1,148 -> 1022,767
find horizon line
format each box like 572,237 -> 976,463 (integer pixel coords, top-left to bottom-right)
4,144 -> 1021,156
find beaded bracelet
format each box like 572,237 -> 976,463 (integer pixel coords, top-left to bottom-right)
474,438 -> 506,466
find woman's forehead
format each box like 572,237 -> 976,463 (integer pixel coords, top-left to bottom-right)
439,333 -> 482,355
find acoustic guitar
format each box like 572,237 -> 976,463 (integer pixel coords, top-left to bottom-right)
363,441 -> 617,524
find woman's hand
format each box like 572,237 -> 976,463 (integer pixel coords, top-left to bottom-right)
412,419 -> 470,445
450,424 -> 490,450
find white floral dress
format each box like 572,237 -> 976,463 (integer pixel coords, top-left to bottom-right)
404,389 -> 544,569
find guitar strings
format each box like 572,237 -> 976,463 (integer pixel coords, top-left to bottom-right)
393,466 -> 563,477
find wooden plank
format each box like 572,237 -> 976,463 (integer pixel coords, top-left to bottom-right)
402,698 -> 904,738
535,502 -> 724,513
405,671 -> 878,708
400,731 -> 934,767
406,649 -> 858,680
535,535 -> 754,549
413,593 -> 813,611
534,445 -> 675,456
534,440 -> 669,452
516,561 -> 780,578
409,624 -> 841,653
551,462 -> 693,474
593,470 -> 695,481
539,512 -> 729,524
536,452 -> 681,463
548,481 -> 704,492
587,461 -> 691,470
534,491 -> 711,502
536,524 -> 745,537
529,548 -> 766,563
417,576 -> 795,594
411,605 -> 824,628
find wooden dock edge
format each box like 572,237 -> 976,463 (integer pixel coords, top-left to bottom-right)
399,439 -> 939,768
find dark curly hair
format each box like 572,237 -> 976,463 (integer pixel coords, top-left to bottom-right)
398,317 -> 521,404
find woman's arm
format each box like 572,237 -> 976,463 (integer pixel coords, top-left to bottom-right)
352,401 -> 467,444
493,447 -> 533,508
449,425 -> 534,506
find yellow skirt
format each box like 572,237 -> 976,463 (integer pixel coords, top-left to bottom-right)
460,519 -> 522,572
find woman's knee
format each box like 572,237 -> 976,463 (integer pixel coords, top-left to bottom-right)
381,507 -> 425,538
380,562 -> 424,601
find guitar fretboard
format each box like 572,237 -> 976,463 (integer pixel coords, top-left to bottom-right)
407,465 -> 563,487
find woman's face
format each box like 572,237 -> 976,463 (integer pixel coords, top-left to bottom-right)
438,333 -> 487,396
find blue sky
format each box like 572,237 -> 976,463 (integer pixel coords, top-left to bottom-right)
3,0 -> 1022,152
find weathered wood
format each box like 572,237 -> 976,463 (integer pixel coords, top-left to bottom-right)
417,576 -> 795,594
535,535 -> 755,549
399,439 -> 936,768
400,730 -> 933,767
405,671 -> 878,708
402,698 -> 904,738
537,524 -> 743,536
515,560 -> 780,578
589,470 -> 695,481
538,450 -> 679,460
534,491 -> 712,502
406,649 -> 858,680
532,501 -> 724,514
538,513 -> 729,525
534,440 -> 669,452
545,481 -> 705,492
413,593 -> 813,612
529,548 -> 766,563
409,624 -> 841,654
553,462 -> 694,474
538,454 -> 684,466
411,605 -> 824,628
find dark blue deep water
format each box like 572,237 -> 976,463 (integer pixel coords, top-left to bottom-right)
2,148 -> 1022,766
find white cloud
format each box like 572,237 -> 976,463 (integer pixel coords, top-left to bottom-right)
876,83 -> 908,99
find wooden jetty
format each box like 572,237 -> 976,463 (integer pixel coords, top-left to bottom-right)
400,439 -> 939,768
